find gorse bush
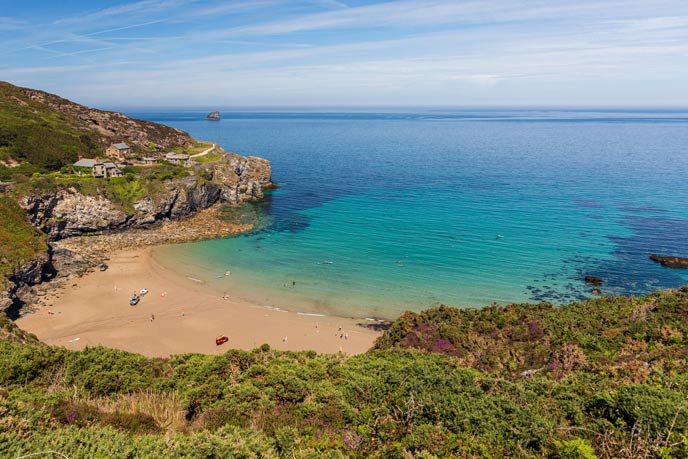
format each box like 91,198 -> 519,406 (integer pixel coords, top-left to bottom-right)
1,289 -> 687,458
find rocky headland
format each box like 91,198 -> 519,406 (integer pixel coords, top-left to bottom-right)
20,153 -> 271,239
0,82 -> 273,318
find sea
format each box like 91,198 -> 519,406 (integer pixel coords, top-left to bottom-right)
123,108 -> 688,320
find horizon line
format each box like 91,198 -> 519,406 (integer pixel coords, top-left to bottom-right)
103,104 -> 688,112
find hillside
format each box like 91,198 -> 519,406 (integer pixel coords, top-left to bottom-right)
0,195 -> 47,291
0,81 -> 192,176
374,287 -> 688,380
0,289 -> 687,458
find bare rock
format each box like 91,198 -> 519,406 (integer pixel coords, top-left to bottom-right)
18,154 -> 272,241
649,254 -> 688,269
21,189 -> 128,238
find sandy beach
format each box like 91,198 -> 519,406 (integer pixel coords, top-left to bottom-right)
16,248 -> 382,357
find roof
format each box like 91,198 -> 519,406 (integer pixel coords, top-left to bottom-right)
141,157 -> 158,161
165,152 -> 190,160
74,159 -> 96,167
112,143 -> 130,150
104,162 -> 119,169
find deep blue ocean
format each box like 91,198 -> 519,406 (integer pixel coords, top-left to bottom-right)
124,108 -> 688,319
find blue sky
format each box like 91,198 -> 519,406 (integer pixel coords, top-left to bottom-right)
1,0 -> 687,107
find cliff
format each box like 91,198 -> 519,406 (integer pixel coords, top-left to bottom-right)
19,153 -> 271,239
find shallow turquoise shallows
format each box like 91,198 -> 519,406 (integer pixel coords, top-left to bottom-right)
126,108 -> 688,319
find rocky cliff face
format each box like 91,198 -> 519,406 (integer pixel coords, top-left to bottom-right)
0,251 -> 53,319
19,154 -> 272,240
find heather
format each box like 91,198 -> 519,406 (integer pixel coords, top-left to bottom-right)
2,288 -> 688,458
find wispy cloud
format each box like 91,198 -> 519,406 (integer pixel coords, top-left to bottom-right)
85,20 -> 167,37
203,0 -> 683,38
0,17 -> 26,31
53,0 -> 191,25
2,0 -> 687,106
186,1 -> 280,18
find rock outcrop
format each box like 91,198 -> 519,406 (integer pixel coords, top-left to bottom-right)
649,255 -> 688,269
19,154 -> 272,240
22,192 -> 129,239
1,251 -> 53,319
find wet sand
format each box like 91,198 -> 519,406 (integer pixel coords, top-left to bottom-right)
16,248 -> 381,357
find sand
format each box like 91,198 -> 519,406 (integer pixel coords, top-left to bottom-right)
16,248 -> 382,357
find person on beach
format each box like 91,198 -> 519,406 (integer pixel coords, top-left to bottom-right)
150,314 -> 155,322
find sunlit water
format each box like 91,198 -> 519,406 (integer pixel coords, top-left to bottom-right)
125,108 -> 688,319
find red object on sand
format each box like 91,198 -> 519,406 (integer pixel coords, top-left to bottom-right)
215,335 -> 229,346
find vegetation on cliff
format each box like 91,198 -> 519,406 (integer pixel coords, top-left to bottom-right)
0,195 -> 46,288
11,163 -> 190,211
1,289 -> 687,458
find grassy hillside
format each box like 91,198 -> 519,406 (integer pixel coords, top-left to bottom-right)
0,195 -> 47,288
0,81 -> 194,179
0,82 -> 99,173
1,289 -> 687,458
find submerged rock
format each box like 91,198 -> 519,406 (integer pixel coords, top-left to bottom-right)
649,254 -> 688,269
584,275 -> 603,286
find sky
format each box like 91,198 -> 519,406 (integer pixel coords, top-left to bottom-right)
0,0 -> 687,107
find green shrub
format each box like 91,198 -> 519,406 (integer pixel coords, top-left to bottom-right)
551,438 -> 597,459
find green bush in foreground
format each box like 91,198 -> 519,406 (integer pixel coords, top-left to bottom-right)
0,288 -> 687,458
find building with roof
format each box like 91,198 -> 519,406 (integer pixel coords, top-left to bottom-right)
106,143 -> 131,160
73,158 -> 122,178
141,157 -> 159,166
73,158 -> 98,168
104,162 -> 123,177
165,152 -> 190,166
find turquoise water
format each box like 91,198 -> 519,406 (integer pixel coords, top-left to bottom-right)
126,108 -> 688,319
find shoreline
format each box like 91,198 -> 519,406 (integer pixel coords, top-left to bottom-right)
15,206 -> 384,356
